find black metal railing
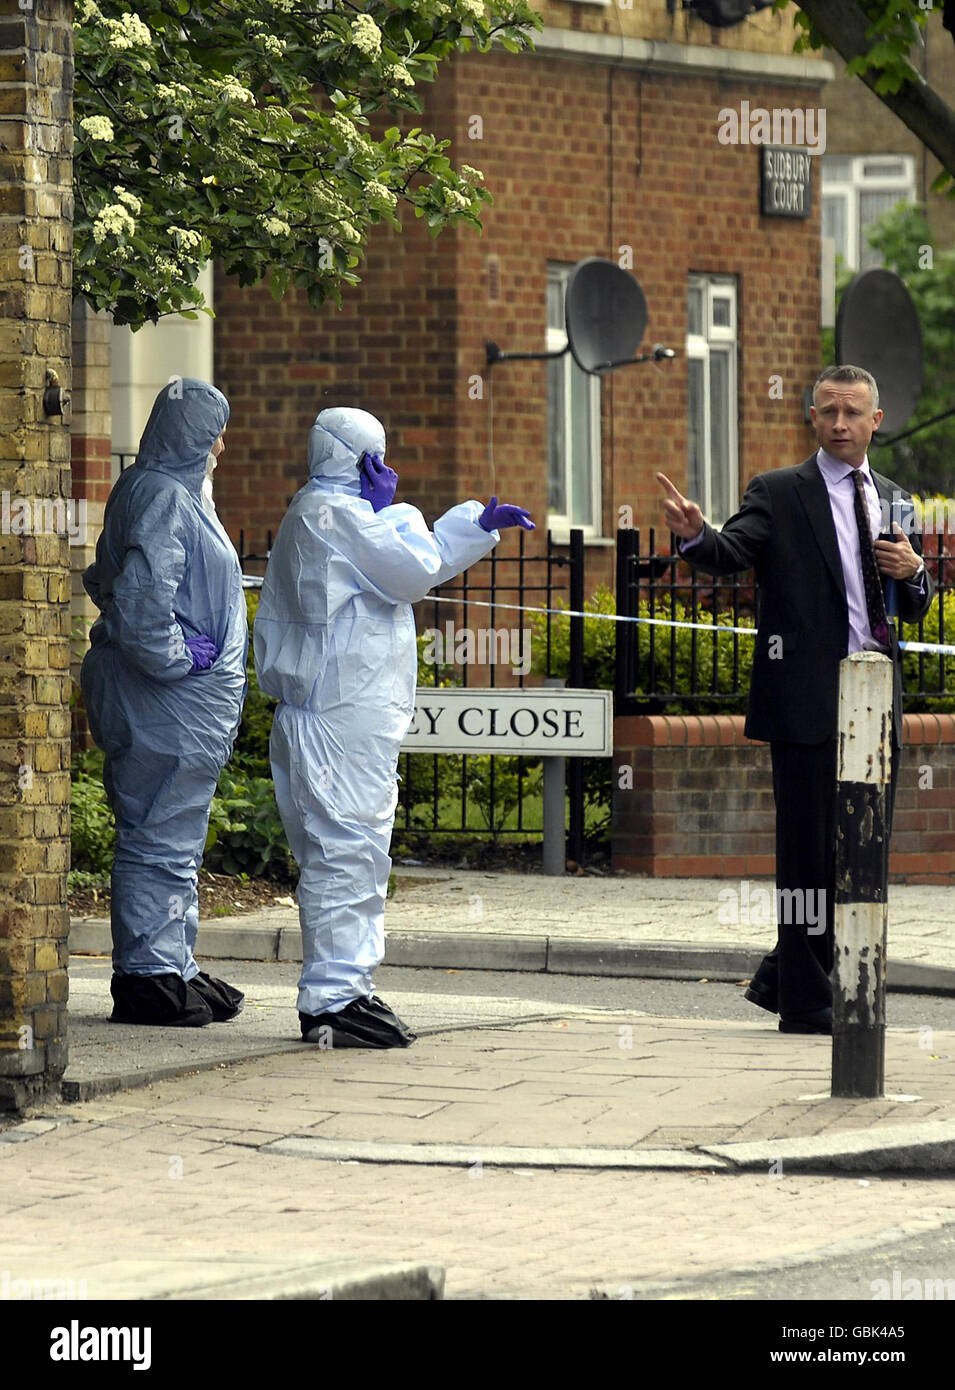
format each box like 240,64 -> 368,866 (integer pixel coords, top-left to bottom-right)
616,527 -> 954,715
238,531 -> 272,585
397,529 -> 587,852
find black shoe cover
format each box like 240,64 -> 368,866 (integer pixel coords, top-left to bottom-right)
779,1007 -> 832,1036
109,972 -> 213,1028
300,995 -> 417,1049
189,971 -> 245,1021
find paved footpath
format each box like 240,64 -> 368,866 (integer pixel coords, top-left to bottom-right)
69,868 -> 955,986
0,870 -> 951,1300
3,969 -> 955,1298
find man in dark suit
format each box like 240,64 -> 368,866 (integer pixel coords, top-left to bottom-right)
657,364 -> 935,1034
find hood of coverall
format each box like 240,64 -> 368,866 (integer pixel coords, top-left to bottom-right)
307,407 -> 386,494
136,378 -> 230,496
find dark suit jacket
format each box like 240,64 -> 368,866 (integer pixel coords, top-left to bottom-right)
680,454 -> 935,746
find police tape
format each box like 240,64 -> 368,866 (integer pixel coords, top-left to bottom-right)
429,594 -> 955,657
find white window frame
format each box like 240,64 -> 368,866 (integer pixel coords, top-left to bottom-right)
821,154 -> 916,270
546,262 -> 602,540
686,274 -> 739,528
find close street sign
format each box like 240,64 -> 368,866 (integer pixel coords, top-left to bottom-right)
403,688 -> 613,757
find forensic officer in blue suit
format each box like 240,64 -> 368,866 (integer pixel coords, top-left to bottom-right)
82,379 -> 248,1027
254,406 -> 534,1048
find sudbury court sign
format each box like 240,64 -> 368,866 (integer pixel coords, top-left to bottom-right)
760,145 -> 813,218
403,688 -> 613,757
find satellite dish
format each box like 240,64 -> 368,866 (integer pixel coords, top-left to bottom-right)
835,268 -> 922,437
565,259 -> 648,375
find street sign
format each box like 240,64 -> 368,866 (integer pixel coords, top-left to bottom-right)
403,688 -> 613,757
760,146 -> 812,218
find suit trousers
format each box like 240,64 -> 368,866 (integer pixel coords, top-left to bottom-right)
750,737 -> 899,1019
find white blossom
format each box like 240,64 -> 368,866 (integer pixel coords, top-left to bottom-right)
80,116 -> 115,143
209,77 -> 255,105
154,82 -> 192,103
366,180 -> 398,209
338,221 -> 361,243
262,216 -> 292,237
170,227 -> 203,251
112,185 -> 142,214
350,15 -> 382,59
103,14 -> 152,51
92,203 -> 136,243
457,0 -> 485,19
259,34 -> 286,58
329,114 -> 359,148
384,63 -> 414,88
460,164 -> 484,180
444,188 -> 471,211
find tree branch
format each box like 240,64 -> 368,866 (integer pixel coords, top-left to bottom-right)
796,0 -> 955,178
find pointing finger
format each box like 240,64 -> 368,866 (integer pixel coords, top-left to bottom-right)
656,472 -> 686,505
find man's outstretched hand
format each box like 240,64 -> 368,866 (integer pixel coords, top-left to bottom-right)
657,472 -> 704,542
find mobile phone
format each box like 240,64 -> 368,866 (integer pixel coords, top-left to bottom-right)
879,498 -> 916,617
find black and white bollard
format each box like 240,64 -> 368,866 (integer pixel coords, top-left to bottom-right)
831,651 -> 893,1099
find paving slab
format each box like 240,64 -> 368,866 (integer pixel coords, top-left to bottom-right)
60,967 -> 599,1101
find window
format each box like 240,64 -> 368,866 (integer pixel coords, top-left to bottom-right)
110,264 -> 215,481
821,155 -> 916,270
546,263 -> 601,536
686,275 -> 738,527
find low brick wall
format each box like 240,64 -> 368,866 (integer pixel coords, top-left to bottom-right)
612,714 -> 955,883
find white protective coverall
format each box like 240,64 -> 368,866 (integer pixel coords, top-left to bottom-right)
254,408 -> 497,1016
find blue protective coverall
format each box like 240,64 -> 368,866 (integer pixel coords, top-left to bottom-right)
254,407 -> 498,1017
81,380 -> 248,980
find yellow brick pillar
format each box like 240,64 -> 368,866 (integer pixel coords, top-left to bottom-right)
0,0 -> 72,1111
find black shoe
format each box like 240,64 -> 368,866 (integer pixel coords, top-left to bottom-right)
779,1008 -> 832,1035
189,971 -> 244,1022
109,973 -> 213,1028
744,983 -> 778,1015
299,995 -> 417,1049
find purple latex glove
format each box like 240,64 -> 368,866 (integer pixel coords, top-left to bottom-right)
185,634 -> 218,672
478,497 -> 536,533
359,452 -> 398,512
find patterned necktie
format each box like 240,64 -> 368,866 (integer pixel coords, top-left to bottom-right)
850,468 -> 889,646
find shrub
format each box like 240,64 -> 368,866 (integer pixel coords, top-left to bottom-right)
205,768 -> 295,881
901,586 -> 955,713
230,588 -> 275,777
465,753 -> 544,833
70,754 -> 116,874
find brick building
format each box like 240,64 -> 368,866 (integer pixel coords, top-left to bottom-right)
74,6 -> 955,883
208,6 -> 831,586
71,3 -> 842,881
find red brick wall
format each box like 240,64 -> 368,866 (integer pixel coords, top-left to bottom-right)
613,714 -> 955,882
213,51 -> 824,598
